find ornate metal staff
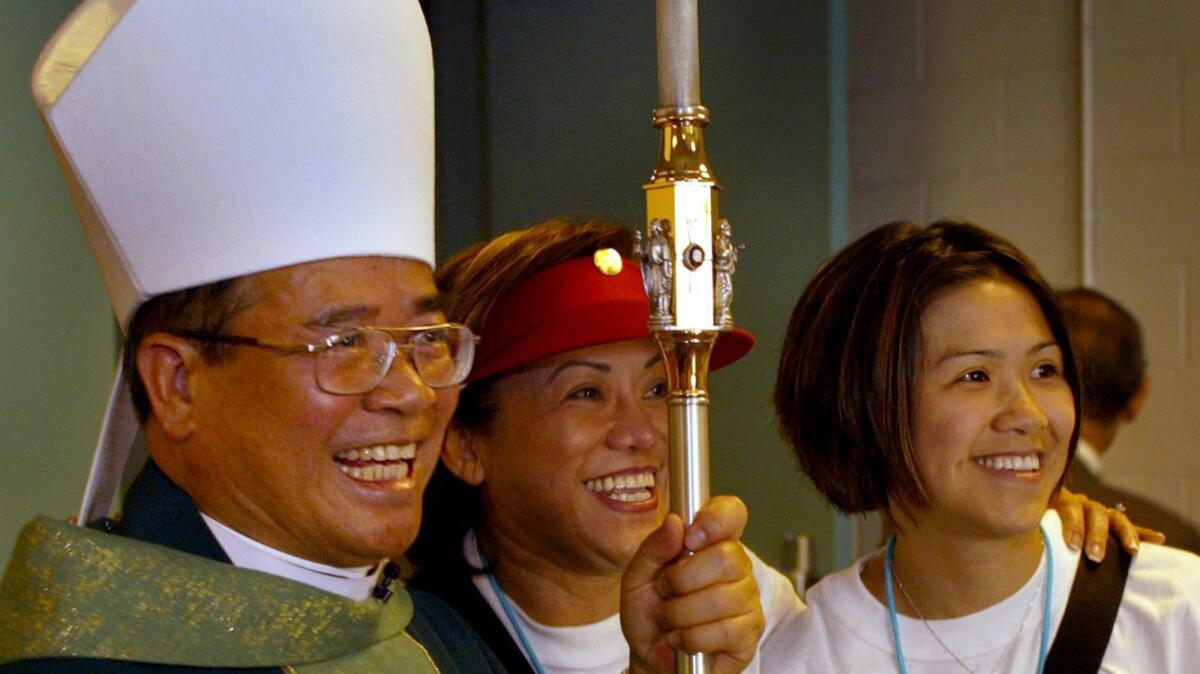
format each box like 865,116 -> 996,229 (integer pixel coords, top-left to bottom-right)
637,2 -> 738,672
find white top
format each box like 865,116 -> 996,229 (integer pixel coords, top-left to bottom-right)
464,530 -> 805,674
761,511 -> 1200,673
201,513 -> 382,601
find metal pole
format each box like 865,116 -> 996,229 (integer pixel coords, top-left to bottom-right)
637,3 -> 740,671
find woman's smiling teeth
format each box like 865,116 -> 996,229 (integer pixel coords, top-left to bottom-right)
333,444 -> 416,482
974,453 -> 1040,472
584,471 -> 656,503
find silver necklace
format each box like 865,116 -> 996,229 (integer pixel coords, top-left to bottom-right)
892,546 -> 1045,674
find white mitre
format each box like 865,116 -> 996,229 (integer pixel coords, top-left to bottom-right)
32,0 -> 436,524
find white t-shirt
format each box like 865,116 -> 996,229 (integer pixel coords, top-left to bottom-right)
761,511 -> 1200,673
466,530 -> 805,674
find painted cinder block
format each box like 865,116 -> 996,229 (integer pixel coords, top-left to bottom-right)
926,172 -> 1002,225
1190,259 -> 1200,369
996,167 -> 1079,286
1005,65 -> 1078,169
984,0 -> 1074,70
1094,157 -> 1200,254
849,181 -> 926,235
922,69 -> 1004,175
1183,47 -> 1200,154
925,0 -> 1073,80
1094,50 -> 1181,160
1094,0 -> 1200,54
850,87 -> 925,184
1094,255 -> 1187,368
849,0 -> 923,91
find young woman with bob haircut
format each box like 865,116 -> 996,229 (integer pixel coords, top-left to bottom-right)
766,219 -> 1200,672
409,217 -> 1152,674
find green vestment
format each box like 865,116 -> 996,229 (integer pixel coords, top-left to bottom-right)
0,517 -> 438,672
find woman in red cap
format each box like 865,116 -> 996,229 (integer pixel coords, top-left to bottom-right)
409,219 -> 778,674
409,218 -> 1154,674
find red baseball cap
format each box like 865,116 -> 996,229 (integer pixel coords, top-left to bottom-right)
469,251 -> 755,382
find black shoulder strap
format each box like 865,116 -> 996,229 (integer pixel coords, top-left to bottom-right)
1043,535 -> 1132,673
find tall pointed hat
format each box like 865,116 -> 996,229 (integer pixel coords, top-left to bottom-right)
32,0 -> 436,524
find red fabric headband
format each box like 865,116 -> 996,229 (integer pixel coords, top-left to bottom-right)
469,252 -> 754,382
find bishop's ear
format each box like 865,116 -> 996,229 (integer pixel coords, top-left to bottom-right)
441,423 -> 487,486
135,332 -> 200,441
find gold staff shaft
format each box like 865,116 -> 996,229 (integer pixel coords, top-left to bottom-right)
639,2 -> 738,673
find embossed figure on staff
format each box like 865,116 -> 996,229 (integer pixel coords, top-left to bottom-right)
713,219 -> 738,328
644,219 -> 675,324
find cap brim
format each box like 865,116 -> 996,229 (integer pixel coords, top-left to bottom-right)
712,327 -> 755,371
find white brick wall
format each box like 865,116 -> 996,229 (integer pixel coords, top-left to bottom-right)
850,0 -> 1200,529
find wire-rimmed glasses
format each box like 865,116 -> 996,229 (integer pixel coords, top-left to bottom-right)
179,323 -> 477,394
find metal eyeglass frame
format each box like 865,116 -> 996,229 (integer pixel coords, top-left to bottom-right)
177,323 -> 478,394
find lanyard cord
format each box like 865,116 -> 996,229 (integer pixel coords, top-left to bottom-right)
1038,528 -> 1054,673
884,538 -> 911,674
479,548 -> 548,674
885,525 -> 1053,674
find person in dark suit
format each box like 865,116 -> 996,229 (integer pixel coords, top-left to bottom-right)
1059,287 -> 1200,554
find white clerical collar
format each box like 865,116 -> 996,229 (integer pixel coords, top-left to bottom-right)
200,513 -> 382,601
1075,438 -> 1104,475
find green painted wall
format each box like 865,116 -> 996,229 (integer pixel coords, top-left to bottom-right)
0,0 -> 118,559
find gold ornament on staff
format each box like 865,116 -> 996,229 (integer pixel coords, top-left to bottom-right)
634,2 -> 738,673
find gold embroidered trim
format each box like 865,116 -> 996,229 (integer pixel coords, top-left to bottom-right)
0,517 -> 415,668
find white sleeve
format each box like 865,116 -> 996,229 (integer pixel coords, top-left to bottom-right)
743,543 -> 808,672
1104,543 -> 1200,673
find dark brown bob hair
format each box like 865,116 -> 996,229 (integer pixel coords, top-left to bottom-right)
773,219 -> 1081,514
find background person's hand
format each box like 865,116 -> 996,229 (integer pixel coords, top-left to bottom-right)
1054,487 -> 1165,561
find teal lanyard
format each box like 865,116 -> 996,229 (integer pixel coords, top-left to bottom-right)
479,548 -> 548,674
885,525 -> 1053,674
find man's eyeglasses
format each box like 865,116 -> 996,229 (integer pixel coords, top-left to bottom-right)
179,323 -> 477,394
